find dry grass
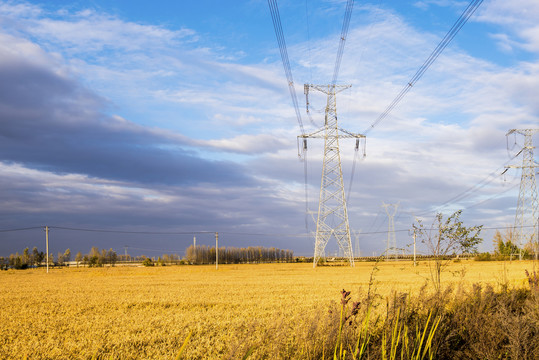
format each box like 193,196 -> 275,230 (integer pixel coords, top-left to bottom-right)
0,260 -> 536,359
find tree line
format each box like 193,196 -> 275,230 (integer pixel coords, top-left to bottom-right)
1,244 -> 294,269
0,247 -> 60,270
483,228 -> 537,260
184,244 -> 294,264
75,247 -> 118,267
0,246 -> 120,269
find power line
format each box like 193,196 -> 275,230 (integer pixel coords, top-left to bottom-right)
304,147 -> 310,233
48,226 -> 215,235
268,0 -> 305,136
125,246 -> 185,254
0,226 -> 43,233
0,225 -> 314,238
460,182 -> 520,211
305,0 -> 313,84
364,0 -> 484,134
1,224 -> 536,242
220,231 -> 308,237
332,0 -> 354,85
414,157 -> 519,216
364,208 -> 384,234
346,142 -> 363,204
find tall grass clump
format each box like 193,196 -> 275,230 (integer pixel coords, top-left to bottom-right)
325,287 -> 441,360
312,270 -> 539,360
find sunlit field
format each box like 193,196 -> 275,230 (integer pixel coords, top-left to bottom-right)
1,260 -> 537,359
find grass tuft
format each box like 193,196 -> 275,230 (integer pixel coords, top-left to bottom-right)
175,331 -> 191,360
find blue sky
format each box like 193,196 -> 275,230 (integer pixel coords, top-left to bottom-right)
0,0 -> 538,258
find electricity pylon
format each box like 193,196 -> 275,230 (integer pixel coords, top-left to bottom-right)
299,84 -> 365,267
352,229 -> 361,258
382,202 -> 399,260
504,129 -> 539,260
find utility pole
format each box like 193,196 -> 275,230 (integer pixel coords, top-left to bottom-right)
215,232 -> 219,270
504,129 -> 539,260
382,202 -> 399,261
193,236 -> 197,260
44,226 -> 49,274
412,227 -> 417,267
300,84 -> 365,267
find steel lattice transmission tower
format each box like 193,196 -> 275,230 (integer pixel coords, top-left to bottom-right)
269,0 -> 364,267
505,129 -> 539,260
382,202 -> 399,260
299,84 -> 365,267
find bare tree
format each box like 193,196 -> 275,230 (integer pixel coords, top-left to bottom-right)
414,210 -> 482,292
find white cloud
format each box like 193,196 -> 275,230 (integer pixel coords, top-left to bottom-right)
477,0 -> 539,52
0,32 -> 62,71
0,1 -> 41,18
413,1 -> 468,10
200,133 -> 290,154
0,3 -> 196,54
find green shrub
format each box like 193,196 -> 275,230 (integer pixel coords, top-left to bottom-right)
474,252 -> 493,261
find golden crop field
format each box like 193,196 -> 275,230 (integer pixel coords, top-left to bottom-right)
0,260 -> 536,359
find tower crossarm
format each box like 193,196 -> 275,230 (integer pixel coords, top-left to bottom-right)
338,128 -> 366,139
299,128 -> 365,140
506,129 -> 539,137
305,83 -> 351,95
298,84 -> 366,159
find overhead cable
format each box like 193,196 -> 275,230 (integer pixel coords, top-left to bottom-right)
49,226 -> 215,235
0,226 -> 43,233
332,0 -> 355,85
268,0 -> 305,135
1,223 -> 536,239
364,0 -> 484,134
414,155 -> 520,216
461,182 -> 520,211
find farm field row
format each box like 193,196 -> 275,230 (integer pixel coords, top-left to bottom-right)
1,260 -> 536,359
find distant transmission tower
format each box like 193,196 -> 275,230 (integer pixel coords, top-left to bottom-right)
504,129 -> 539,260
300,84 -> 365,267
382,202 -> 399,260
352,229 -> 361,258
